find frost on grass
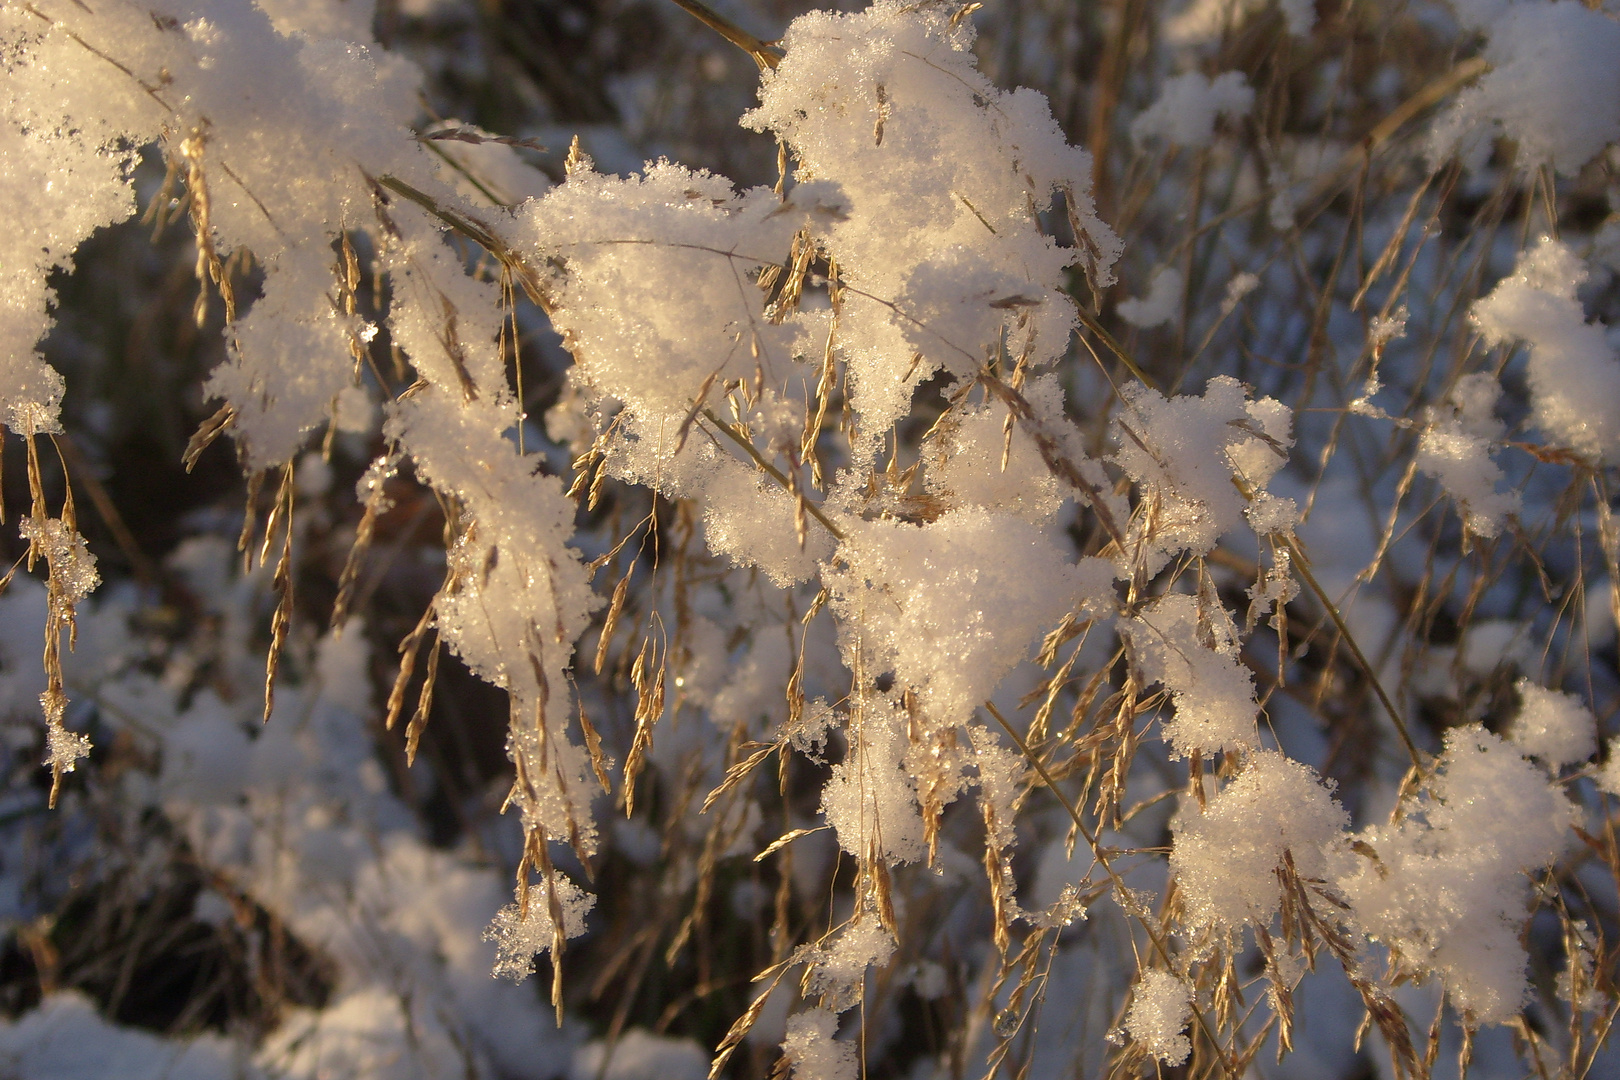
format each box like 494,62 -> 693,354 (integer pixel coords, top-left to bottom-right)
1171,752 -> 1350,935
1339,726 -> 1577,1022
10,0 -> 1619,1073
800,919 -> 897,1014
1124,969 -> 1193,1066
20,514 -> 101,797
485,875 -> 596,982
0,0 -> 606,867
1472,237 -> 1620,462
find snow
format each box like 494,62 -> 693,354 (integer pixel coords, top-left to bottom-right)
571,1030 -> 708,1080
1112,376 -> 1294,567
1118,267 -> 1185,329
1338,726 -> 1577,1023
0,993 -> 253,1080
1125,593 -> 1259,758
1599,736 -> 1620,797
1124,969 -> 1193,1066
1166,0 -> 1317,42
703,459 -> 836,587
1431,0 -> 1620,176
782,1008 -> 857,1080
825,509 -> 1099,727
1472,237 -> 1620,461
1415,372 -> 1519,536
1509,680 -> 1596,767
1131,72 -> 1254,148
1170,751 -> 1351,934
738,0 -> 1120,461
801,920 -> 897,1013
923,378 -> 1067,521
486,875 -> 597,982
820,698 -> 928,864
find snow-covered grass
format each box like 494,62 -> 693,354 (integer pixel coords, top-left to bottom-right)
0,0 -> 1619,1078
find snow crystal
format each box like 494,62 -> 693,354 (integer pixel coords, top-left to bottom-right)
1510,680 -> 1596,767
803,919 -> 896,1014
782,1008 -> 857,1080
485,874 -> 596,981
1131,72 -> 1254,148
1124,969 -> 1193,1066
42,722 -> 93,784
1171,751 -> 1350,934
1368,306 -> 1409,351
1244,491 -> 1300,536
18,517 -> 100,613
1118,267 -> 1185,329
1472,238 -> 1620,461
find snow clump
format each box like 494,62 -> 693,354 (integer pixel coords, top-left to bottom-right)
1431,0 -> 1620,176
1118,267 -> 1186,329
1337,726 -> 1577,1022
1131,71 -> 1255,148
1415,372 -> 1519,536
1170,752 -> 1351,935
1510,680 -> 1597,767
1124,969 -> 1194,1066
1472,237 -> 1620,461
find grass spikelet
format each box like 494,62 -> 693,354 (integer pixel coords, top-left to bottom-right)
262,463 -> 295,726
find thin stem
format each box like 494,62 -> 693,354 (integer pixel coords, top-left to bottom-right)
1283,533 -> 1426,773
662,0 -> 782,70
700,408 -> 845,542
984,701 -> 1238,1078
